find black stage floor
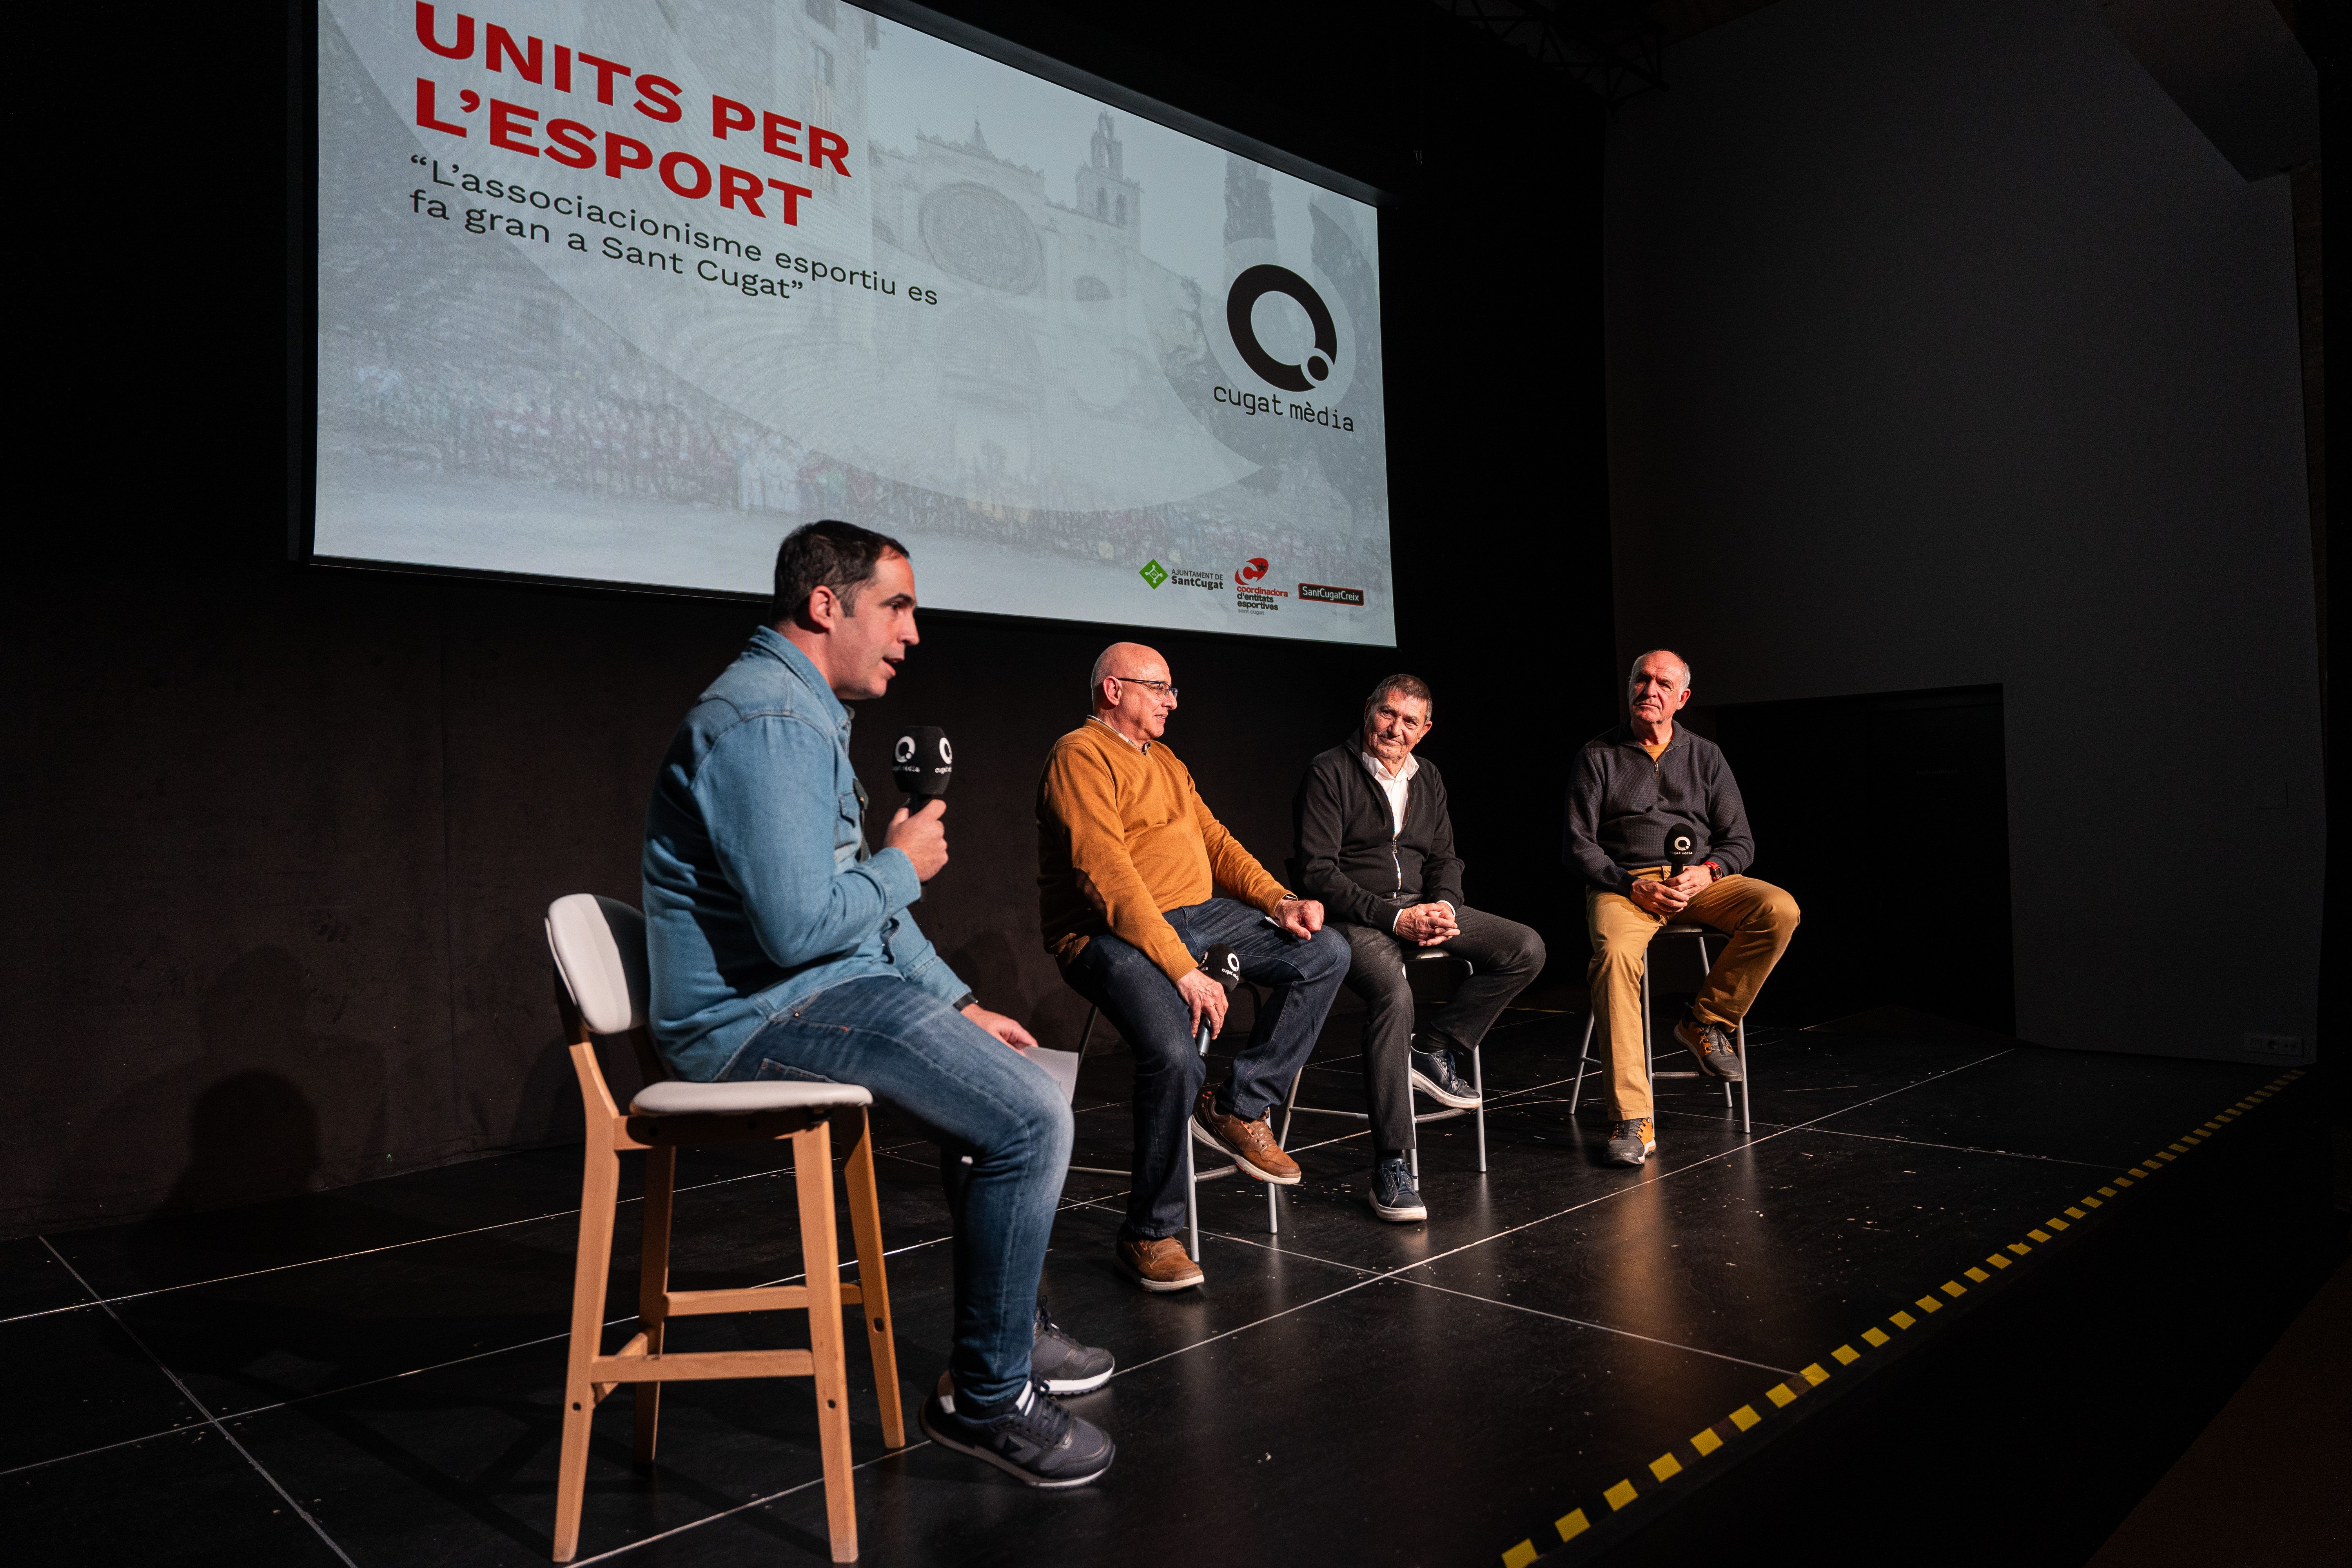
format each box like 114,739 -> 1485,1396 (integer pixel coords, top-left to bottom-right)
5,1009 -> 2338,1567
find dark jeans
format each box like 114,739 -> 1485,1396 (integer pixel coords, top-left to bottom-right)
1336,906 -> 1547,1154
720,976 -> 1073,1407
1062,897 -> 1350,1241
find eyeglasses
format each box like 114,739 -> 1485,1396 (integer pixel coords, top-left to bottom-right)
1111,675 -> 1178,701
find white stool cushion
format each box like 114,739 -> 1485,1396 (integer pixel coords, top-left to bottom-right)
629,1080 -> 874,1115
1016,1045 -> 1082,1105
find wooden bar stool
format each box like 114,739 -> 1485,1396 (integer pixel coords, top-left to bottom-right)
543,894 -> 904,1564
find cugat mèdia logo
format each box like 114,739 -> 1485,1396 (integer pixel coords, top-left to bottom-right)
1210,247 -> 1357,430
1226,268 -> 1335,392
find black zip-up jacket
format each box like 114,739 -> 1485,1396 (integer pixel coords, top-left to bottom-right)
1293,740 -> 1466,932
1563,724 -> 1755,893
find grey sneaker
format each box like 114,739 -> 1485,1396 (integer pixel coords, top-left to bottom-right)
1368,1156 -> 1428,1222
919,1373 -> 1116,1488
1409,1046 -> 1481,1108
1673,1015 -> 1744,1082
1606,1118 -> 1657,1167
1031,1304 -> 1114,1394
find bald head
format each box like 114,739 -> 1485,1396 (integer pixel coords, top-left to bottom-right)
1090,641 -> 1179,743
1088,642 -> 1164,703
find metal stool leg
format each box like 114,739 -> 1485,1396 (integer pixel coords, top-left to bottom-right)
1183,1128 -> 1200,1262
1569,1011 -> 1597,1114
1470,1045 -> 1487,1172
1641,957 -> 1655,1101
1737,1018 -> 1751,1133
1407,1027 -> 1421,1180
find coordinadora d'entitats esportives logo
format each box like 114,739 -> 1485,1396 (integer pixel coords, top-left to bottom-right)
1234,557 -> 1270,586
1225,266 -> 1337,393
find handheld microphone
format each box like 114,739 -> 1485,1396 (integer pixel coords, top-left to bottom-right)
1664,824 -> 1696,880
891,726 -> 953,812
1197,943 -> 1242,1050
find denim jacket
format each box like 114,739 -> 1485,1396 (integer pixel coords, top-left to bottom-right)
642,627 -> 969,1081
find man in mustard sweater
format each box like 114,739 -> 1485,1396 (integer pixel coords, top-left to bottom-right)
1037,642 -> 1350,1291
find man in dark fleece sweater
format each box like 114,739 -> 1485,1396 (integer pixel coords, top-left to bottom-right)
1563,650 -> 1800,1168
1294,674 -> 1546,1221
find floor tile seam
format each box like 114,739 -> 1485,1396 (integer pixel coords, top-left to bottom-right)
1785,1122 -> 2118,1169
11,1157 -> 843,1322
31,1054 -> 2016,1466
180,1228 -> 970,1432
5,1066 -> 1578,1325
36,1237 -> 361,1568
1487,1063 -> 2305,1568
1373,1049 -> 2022,1289
0,1416 -> 213,1477
1394,1275 -> 1802,1375
1109,1268 -> 1398,1381
1184,1225 -> 1385,1279
27,1057 -> 1993,1446
570,1440 -> 933,1564
18,1207 -> 1001,1477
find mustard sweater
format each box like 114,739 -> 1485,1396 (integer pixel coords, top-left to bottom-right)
1035,719 -> 1290,982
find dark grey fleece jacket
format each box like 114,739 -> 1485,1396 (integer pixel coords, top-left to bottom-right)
1293,740 -> 1466,931
1562,724 -> 1755,893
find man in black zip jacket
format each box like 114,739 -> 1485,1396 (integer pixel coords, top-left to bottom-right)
1293,674 -> 1546,1221
1563,650 -> 1800,1169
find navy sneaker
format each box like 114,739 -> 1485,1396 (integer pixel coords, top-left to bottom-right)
1031,1304 -> 1114,1395
1368,1156 -> 1427,1222
1673,1015 -> 1744,1082
1410,1045 -> 1481,1108
919,1373 -> 1116,1488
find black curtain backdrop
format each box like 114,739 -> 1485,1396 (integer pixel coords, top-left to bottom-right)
2,1 -> 1615,1236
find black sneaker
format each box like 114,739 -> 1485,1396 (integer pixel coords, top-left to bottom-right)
1368,1156 -> 1427,1222
1606,1117 -> 1657,1167
918,1373 -> 1116,1488
1031,1304 -> 1114,1394
1409,1045 -> 1481,1108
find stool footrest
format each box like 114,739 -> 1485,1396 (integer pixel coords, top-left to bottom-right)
658,1281 -> 865,1317
592,1348 -> 815,1385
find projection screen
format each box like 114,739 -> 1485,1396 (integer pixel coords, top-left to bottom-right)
313,1 -> 1394,643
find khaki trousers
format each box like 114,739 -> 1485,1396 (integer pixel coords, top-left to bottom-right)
1584,872 -> 1801,1121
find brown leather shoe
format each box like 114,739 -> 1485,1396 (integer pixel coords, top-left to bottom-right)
1191,1090 -> 1302,1184
1117,1234 -> 1204,1292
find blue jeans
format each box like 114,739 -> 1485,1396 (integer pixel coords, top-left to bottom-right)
1062,898 -> 1350,1241
721,976 -> 1073,1407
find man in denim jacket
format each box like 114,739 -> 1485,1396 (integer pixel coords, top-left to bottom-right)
642,521 -> 1114,1488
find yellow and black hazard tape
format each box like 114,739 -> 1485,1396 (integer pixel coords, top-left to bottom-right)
1497,1068 -> 2307,1567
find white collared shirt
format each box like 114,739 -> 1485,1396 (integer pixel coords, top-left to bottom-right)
1089,714 -> 1149,752
1359,748 -> 1418,835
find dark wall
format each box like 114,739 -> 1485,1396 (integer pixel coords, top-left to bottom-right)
1684,686 -> 2014,1033
3,2 -> 1614,1236
1604,0 -> 2322,1060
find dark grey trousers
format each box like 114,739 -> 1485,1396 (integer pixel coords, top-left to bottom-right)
1334,906 -> 1546,1154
